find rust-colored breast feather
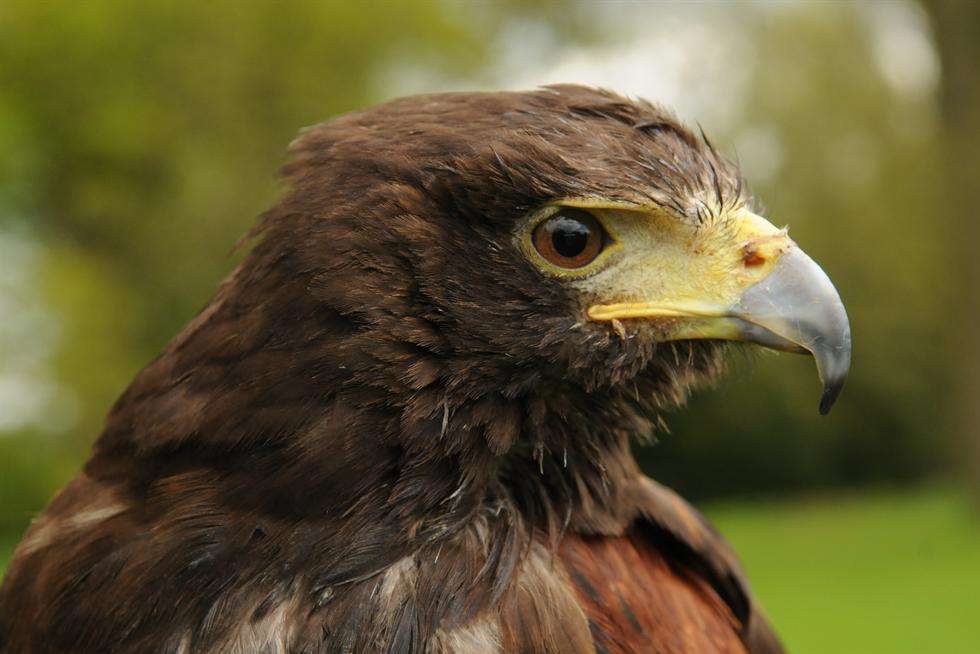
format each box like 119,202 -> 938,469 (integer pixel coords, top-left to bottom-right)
560,532 -> 748,654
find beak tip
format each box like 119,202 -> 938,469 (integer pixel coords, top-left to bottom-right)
818,378 -> 846,415
815,334 -> 851,416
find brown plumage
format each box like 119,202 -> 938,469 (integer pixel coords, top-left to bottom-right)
0,86 -> 788,653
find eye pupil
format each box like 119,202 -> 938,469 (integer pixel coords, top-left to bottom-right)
551,219 -> 589,257
531,208 -> 607,270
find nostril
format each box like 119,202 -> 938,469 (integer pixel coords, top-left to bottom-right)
740,229 -> 791,268
742,245 -> 767,267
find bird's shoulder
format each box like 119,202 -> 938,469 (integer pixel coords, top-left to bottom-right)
553,475 -> 783,654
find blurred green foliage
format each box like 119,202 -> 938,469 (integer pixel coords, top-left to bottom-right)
0,0 -> 959,546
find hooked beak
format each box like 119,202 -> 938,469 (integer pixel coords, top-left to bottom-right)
728,247 -> 851,414
587,214 -> 851,414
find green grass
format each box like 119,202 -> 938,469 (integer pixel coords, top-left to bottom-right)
705,486 -> 980,654
1,486 -> 977,652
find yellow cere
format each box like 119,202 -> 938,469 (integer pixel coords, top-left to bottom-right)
577,206 -> 793,323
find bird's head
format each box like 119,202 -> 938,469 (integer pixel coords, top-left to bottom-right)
267,85 -> 849,422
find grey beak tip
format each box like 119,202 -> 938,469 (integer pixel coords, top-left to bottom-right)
818,380 -> 845,415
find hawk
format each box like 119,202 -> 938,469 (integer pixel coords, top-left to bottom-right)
0,86 -> 850,653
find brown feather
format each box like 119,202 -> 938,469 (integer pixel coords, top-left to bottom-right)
560,532 -> 746,654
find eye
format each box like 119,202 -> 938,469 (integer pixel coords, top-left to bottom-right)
531,208 -> 607,269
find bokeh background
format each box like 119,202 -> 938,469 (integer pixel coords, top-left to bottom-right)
1,1 -> 977,651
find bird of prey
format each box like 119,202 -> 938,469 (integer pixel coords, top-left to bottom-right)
0,85 -> 850,653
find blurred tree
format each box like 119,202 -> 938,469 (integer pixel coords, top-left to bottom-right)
924,0 -> 980,507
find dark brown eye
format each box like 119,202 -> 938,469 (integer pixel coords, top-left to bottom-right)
531,208 -> 606,269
